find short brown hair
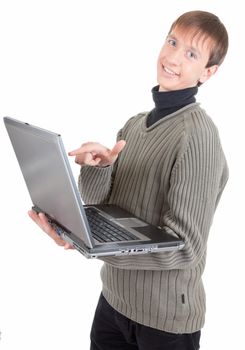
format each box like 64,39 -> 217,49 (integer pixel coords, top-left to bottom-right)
169,10 -> 229,67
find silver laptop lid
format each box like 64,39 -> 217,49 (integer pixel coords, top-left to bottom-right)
4,117 -> 94,248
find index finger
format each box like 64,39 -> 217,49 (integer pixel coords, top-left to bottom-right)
68,143 -> 109,157
110,140 -> 126,158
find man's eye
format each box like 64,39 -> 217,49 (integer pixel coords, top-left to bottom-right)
168,39 -> 176,47
187,50 -> 197,59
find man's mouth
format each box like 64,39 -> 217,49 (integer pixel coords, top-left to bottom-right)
163,65 -> 180,77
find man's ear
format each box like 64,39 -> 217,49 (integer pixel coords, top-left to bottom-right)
199,65 -> 219,84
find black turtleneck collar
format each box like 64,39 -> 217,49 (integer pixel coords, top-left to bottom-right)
147,85 -> 198,127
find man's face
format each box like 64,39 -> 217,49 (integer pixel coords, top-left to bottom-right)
157,26 -> 217,91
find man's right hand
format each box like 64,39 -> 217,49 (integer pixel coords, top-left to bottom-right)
68,140 -> 126,167
28,210 -> 74,250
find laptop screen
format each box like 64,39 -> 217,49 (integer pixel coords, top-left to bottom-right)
4,117 -> 93,248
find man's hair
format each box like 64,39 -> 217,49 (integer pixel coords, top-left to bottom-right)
169,10 -> 229,67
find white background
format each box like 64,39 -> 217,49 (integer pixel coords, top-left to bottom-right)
0,0 -> 244,349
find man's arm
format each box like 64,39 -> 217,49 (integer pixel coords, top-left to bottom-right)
72,134 -> 126,205
100,130 -> 228,270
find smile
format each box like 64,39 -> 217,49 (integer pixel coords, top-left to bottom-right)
163,66 -> 180,77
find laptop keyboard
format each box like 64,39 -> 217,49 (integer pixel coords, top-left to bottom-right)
85,207 -> 138,243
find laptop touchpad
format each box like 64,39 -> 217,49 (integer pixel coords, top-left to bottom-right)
116,218 -> 148,228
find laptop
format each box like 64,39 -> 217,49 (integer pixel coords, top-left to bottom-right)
3,116 -> 184,258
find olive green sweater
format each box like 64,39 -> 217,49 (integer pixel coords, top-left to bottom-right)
78,103 -> 228,333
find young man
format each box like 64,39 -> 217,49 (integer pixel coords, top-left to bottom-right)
29,10 -> 229,350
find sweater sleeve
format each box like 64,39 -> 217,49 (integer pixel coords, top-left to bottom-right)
78,128 -> 124,204
100,127 -> 229,270
78,164 -> 114,204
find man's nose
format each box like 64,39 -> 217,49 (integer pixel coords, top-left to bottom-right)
168,47 -> 182,65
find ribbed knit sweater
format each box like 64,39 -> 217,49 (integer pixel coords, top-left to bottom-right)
78,103 -> 228,333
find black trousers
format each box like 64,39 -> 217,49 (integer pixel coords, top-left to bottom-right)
90,294 -> 201,350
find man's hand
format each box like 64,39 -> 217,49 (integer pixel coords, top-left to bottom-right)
68,140 -> 126,167
28,210 -> 74,250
